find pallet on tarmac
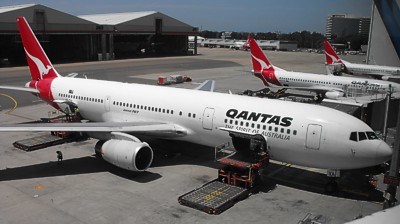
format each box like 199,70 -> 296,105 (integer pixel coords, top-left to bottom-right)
13,134 -> 68,151
178,179 -> 249,215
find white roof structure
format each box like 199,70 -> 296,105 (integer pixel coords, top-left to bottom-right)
79,11 -> 157,25
79,11 -> 196,34
0,4 -> 196,35
0,4 -> 35,14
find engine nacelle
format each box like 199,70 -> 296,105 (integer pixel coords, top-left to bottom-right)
95,139 -> 153,171
325,91 -> 344,99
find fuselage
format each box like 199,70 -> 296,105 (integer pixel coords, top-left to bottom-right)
48,77 -> 391,170
343,61 -> 400,77
267,70 -> 400,93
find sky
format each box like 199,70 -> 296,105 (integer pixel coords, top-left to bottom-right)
1,0 -> 372,33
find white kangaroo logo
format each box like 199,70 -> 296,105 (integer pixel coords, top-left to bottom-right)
325,51 -> 341,64
24,48 -> 52,79
251,54 -> 272,72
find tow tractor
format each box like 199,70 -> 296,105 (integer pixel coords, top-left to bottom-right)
178,134 -> 269,214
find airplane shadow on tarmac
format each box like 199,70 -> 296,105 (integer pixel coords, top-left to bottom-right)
0,156 -> 162,183
0,137 -> 385,203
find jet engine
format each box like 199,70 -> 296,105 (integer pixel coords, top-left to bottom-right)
325,91 -> 344,99
95,138 -> 153,172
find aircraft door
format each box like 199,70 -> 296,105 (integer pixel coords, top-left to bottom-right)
104,95 -> 111,112
202,107 -> 215,130
306,124 -> 322,150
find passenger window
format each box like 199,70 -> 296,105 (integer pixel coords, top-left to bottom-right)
293,130 -> 297,135
358,132 -> 367,141
350,132 -> 357,141
274,127 -> 278,132
281,128 -> 284,133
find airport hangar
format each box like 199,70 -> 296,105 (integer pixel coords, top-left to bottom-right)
0,4 -> 199,66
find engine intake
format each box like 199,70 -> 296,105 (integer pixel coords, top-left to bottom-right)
95,139 -> 153,171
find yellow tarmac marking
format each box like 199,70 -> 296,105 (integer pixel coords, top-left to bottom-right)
0,93 -> 35,120
35,185 -> 44,190
0,93 -> 18,113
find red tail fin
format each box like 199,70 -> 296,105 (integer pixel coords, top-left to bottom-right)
249,38 -> 274,73
324,40 -> 342,65
249,39 -> 281,87
17,17 -> 59,80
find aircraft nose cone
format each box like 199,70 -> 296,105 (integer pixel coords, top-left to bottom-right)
376,142 -> 392,163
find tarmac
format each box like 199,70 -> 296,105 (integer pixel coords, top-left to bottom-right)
0,47 -> 398,223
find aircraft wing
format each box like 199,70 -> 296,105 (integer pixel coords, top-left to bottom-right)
0,85 -> 39,94
195,80 -> 215,92
277,85 -> 344,93
0,121 -> 188,138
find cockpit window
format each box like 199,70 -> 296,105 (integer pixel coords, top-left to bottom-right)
366,132 -> 378,140
350,132 -> 357,141
350,131 -> 379,142
358,132 -> 367,141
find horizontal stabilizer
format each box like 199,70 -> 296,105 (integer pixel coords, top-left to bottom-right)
0,85 -> 39,93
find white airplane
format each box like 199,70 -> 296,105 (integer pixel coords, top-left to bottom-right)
233,33 -> 250,50
0,18 -> 392,184
249,38 -> 400,100
324,40 -> 400,80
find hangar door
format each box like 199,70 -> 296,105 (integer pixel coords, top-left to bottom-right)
306,124 -> 322,150
202,108 -> 215,130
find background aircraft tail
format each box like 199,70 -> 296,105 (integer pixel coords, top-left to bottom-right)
324,40 -> 342,65
249,38 -> 274,73
17,17 -> 60,81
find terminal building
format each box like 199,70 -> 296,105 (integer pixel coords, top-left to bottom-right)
0,4 -> 198,66
201,39 -> 298,51
325,14 -> 370,41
